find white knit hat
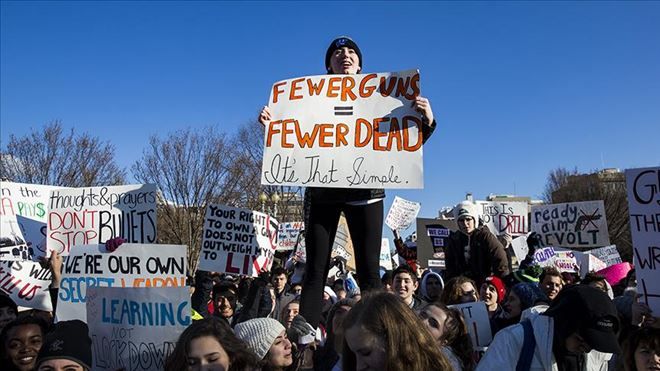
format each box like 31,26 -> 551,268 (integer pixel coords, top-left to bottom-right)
234,318 -> 285,360
453,201 -> 480,223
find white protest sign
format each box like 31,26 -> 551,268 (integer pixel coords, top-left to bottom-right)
277,222 -> 304,251
510,235 -> 530,263
476,201 -> 528,236
531,200 -> 610,248
626,167 -> 660,313
553,251 -> 579,273
56,244 -> 187,322
0,260 -> 53,311
47,184 -> 157,256
198,204 -> 278,277
532,247 -> 557,267
587,245 -> 622,267
293,231 -> 307,264
449,301 -> 492,348
0,182 -> 63,261
380,238 -> 392,270
385,196 -> 421,231
571,250 -> 607,278
87,287 -> 190,371
261,70 -> 425,189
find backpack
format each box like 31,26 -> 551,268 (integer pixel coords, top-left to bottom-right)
516,319 -> 536,371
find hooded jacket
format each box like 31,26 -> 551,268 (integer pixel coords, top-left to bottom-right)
420,271 -> 444,302
445,226 -> 509,284
476,314 -> 612,371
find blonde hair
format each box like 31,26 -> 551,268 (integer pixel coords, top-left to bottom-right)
342,291 -> 451,371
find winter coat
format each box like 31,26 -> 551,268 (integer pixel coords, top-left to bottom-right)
445,226 -> 509,284
476,314 -> 612,371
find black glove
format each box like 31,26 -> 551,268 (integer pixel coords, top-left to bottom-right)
286,314 -> 316,345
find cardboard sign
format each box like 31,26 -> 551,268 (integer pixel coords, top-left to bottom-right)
626,167 -> 660,313
47,184 -> 157,256
198,204 -> 278,277
531,200 -> 610,248
277,222 -> 304,251
0,260 -> 52,311
476,201 -> 528,236
261,70 -> 425,189
380,238 -> 393,270
56,244 -> 187,322
0,182 -> 62,261
385,196 -> 421,231
87,287 -> 190,371
449,301 -> 492,348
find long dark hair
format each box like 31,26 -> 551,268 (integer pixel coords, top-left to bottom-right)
623,327 -> 660,371
165,317 -> 259,371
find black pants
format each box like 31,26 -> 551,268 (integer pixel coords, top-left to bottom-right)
299,200 -> 383,328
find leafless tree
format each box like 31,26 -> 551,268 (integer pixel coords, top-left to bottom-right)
541,167 -> 579,203
0,121 -> 125,186
132,120 -> 304,272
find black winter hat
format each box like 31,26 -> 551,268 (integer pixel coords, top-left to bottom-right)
325,36 -> 362,73
37,320 -> 92,369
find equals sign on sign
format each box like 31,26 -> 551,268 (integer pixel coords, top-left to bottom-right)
334,106 -> 353,116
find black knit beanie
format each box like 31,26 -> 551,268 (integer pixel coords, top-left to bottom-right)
325,36 -> 362,73
37,320 -> 92,370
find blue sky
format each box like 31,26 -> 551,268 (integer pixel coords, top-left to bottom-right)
2,1 -> 659,236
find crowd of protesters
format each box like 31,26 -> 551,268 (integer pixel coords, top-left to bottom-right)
1,36 -> 659,371
2,202 -> 658,370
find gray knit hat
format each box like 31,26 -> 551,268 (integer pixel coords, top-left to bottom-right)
234,318 -> 285,360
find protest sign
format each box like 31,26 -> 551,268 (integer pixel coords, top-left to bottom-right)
570,250 -> 607,278
0,260 -> 53,311
416,218 -> 455,269
0,182 -> 62,261
277,222 -> 304,251
380,238 -> 392,270
293,230 -> 307,264
531,200 -> 610,248
56,244 -> 187,322
449,302 -> 492,348
626,167 -> 660,313
510,235 -> 529,264
476,201 -> 528,236
46,184 -> 157,256
261,70 -> 425,189
532,247 -> 557,267
385,196 -> 421,231
87,287 -> 190,371
553,250 -> 579,273
331,215 -> 356,271
587,245 -> 622,267
198,204 -> 278,277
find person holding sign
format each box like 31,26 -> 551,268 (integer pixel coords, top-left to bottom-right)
259,36 -> 437,330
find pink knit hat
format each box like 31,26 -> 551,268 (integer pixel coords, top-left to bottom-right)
596,262 -> 633,286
